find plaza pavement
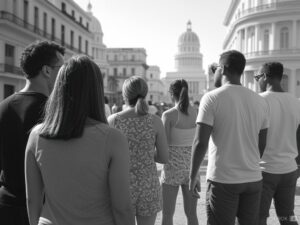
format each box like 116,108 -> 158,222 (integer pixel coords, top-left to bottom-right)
155,161 -> 300,225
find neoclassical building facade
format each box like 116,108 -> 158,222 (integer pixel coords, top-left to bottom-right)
145,65 -> 164,103
163,21 -> 206,103
223,0 -> 300,96
0,0 -> 107,101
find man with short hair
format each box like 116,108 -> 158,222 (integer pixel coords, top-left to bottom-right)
0,41 -> 64,224
256,62 -> 300,225
189,50 -> 269,225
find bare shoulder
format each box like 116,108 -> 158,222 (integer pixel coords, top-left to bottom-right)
162,107 -> 177,120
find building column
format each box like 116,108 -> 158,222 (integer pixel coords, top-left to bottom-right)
245,27 -> 248,53
270,22 -> 276,50
255,25 -> 260,52
289,69 -> 296,95
292,20 -> 297,48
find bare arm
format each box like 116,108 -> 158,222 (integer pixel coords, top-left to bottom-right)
258,128 -> 268,158
108,129 -> 135,225
296,125 -> 300,167
189,123 -> 212,194
25,130 -> 44,225
153,115 -> 169,163
161,111 -> 171,144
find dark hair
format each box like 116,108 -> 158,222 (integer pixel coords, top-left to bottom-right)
261,62 -> 284,80
104,96 -> 109,104
122,76 -> 148,115
20,41 -> 65,79
39,55 -> 107,139
169,79 -> 189,115
219,50 -> 246,76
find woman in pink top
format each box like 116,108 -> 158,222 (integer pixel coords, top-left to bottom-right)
160,79 -> 199,225
25,55 -> 134,225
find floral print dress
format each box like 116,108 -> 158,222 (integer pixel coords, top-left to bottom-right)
111,113 -> 161,216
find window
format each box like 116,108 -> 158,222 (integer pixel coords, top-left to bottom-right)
13,0 -> 17,15
85,40 -> 89,55
280,27 -> 289,49
123,68 -> 127,76
131,68 -> 135,75
5,44 -> 15,73
78,36 -> 82,52
263,30 -> 269,51
34,7 -> 39,29
70,30 -> 74,48
131,55 -> 135,61
150,73 -> 153,79
43,12 -> 47,34
51,18 -> 55,40
114,55 -> 118,61
61,25 -> 65,46
86,22 -> 89,30
79,17 -> 82,24
61,2 -> 66,12
23,0 -> 28,22
71,10 -> 75,18
113,68 -> 118,76
4,84 -> 15,99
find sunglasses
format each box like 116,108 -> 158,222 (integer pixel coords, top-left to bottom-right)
254,73 -> 264,81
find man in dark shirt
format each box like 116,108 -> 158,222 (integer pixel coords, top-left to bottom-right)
0,41 -> 64,225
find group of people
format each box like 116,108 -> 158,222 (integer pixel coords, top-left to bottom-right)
0,40 -> 299,225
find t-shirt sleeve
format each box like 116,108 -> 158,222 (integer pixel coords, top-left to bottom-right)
196,93 -> 214,126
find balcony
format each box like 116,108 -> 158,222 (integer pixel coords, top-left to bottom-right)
0,63 -> 24,76
244,48 -> 300,58
0,11 -> 92,57
236,1 -> 300,21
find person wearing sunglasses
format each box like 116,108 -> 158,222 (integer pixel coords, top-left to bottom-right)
256,62 -> 300,225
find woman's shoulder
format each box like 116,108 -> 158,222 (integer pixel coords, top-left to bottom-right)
162,107 -> 178,119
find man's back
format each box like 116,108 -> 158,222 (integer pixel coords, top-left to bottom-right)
198,84 -> 269,183
0,92 -> 47,207
260,92 -> 300,174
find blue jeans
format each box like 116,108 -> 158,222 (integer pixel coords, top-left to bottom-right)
259,170 -> 298,225
206,179 -> 262,225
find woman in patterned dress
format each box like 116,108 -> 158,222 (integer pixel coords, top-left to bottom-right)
160,79 -> 200,225
108,76 -> 169,225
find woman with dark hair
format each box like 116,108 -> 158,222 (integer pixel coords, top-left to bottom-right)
25,55 -> 134,225
160,79 -> 199,225
108,76 -> 168,225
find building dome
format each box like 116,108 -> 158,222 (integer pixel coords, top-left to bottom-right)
178,21 -> 200,48
87,2 -> 103,34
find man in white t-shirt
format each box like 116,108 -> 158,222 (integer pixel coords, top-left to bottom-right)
255,62 -> 300,225
189,50 -> 269,225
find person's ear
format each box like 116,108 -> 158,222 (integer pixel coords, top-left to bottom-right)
41,65 -> 51,78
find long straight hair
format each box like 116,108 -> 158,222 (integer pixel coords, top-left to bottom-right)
169,79 -> 189,115
39,55 -> 107,139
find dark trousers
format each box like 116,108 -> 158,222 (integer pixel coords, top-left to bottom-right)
259,170 -> 298,225
0,204 -> 29,225
206,179 -> 262,225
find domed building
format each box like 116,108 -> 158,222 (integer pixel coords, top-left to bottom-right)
86,2 -> 109,92
163,21 -> 206,103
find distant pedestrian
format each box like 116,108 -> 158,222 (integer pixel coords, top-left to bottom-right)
0,41 -> 65,225
104,96 -> 111,118
111,103 -> 118,114
108,76 -> 168,225
189,50 -> 269,225
161,79 -> 199,225
148,100 -> 158,115
25,55 -> 134,225
256,62 -> 300,225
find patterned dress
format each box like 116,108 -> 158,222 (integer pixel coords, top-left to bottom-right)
112,113 -> 161,216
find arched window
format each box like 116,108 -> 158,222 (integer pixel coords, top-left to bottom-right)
263,29 -> 269,51
280,27 -> 289,49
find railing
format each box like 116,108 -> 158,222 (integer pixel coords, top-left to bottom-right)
244,49 -> 300,58
236,1 -> 300,20
0,11 -> 91,56
0,63 -> 24,76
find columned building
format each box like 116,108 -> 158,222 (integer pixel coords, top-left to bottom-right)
0,0 -> 105,101
106,48 -> 148,105
223,0 -> 300,96
145,66 -> 164,103
163,21 -> 206,103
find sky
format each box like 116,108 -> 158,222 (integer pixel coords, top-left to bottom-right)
75,0 -> 232,77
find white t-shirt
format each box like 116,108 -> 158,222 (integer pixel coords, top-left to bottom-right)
260,91 -> 300,174
196,84 -> 269,184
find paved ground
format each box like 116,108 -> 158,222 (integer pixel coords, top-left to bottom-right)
154,163 -> 300,225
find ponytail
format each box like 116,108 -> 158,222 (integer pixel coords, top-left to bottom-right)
135,97 -> 148,115
178,86 -> 189,115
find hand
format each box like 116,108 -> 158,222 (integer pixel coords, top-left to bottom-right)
189,178 -> 201,199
